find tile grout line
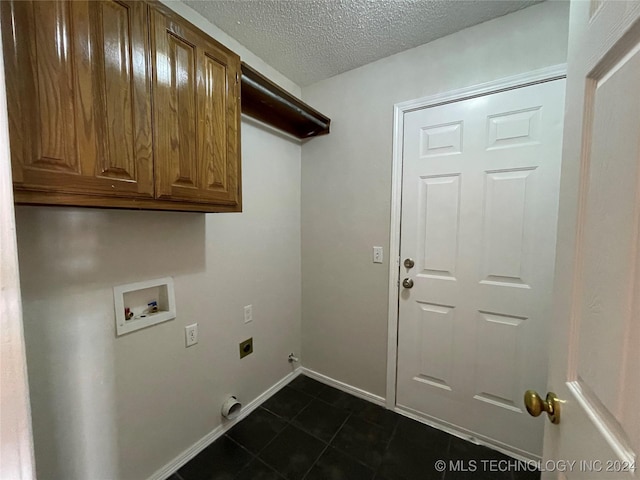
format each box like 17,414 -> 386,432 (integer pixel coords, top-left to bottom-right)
226,422 -> 288,479
288,382 -> 338,480
225,398 -> 315,480
285,379 -> 366,480
300,410 -> 354,480
323,414 -> 395,476
373,414 -> 401,479
248,384 -> 320,478
222,378 -> 397,480
223,435 -> 264,480
286,379 -> 400,479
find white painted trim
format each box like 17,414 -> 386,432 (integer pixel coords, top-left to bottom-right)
147,368 -> 302,480
0,22 -> 36,480
395,63 -> 567,113
395,405 -> 539,463
386,64 -> 568,414
386,98 -> 405,410
299,367 -> 386,407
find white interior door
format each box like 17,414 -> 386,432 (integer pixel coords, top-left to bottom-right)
0,19 -> 35,479
542,1 -> 640,478
396,79 -> 565,457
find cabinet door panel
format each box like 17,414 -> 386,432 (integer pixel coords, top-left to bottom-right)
1,1 -> 78,178
151,7 -> 241,207
166,31 -> 198,190
34,1 -> 78,173
1,0 -> 153,197
94,0 -> 145,182
201,53 -> 228,191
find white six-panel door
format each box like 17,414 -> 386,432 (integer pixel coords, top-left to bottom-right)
543,1 -> 640,478
396,79 -> 565,456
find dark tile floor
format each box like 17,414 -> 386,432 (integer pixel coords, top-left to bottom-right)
171,375 -> 540,480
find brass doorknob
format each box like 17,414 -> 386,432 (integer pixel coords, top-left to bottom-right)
524,390 -> 561,424
402,278 -> 414,288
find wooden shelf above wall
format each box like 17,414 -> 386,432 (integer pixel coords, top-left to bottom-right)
241,62 -> 330,139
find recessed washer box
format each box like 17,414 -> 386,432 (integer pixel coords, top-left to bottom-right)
113,277 -> 176,336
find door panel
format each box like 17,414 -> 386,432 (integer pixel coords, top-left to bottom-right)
481,167 -> 536,287
33,1 -> 77,173
166,31 -> 198,189
151,7 -> 240,206
397,80 -> 565,456
416,302 -> 455,391
418,174 -> 461,279
544,2 -> 640,477
94,0 -> 141,181
473,311 -> 527,413
201,53 -> 228,191
577,47 -> 639,423
4,0 -> 78,176
1,0 -> 154,196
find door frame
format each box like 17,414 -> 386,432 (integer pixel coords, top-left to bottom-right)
386,64 -> 568,410
0,20 -> 36,479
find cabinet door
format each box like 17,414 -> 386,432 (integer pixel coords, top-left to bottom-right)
0,0 -> 153,198
151,6 -> 241,208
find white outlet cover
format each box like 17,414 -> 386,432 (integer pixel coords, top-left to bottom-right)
244,305 -> 253,323
185,323 -> 198,347
373,246 -> 384,264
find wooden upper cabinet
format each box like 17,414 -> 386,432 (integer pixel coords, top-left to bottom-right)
150,6 -> 241,208
1,0 -> 242,212
1,0 -> 154,198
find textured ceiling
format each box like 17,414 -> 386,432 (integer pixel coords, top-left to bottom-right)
183,0 -> 543,86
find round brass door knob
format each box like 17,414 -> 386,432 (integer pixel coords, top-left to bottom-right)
524,390 -> 561,424
402,278 -> 414,289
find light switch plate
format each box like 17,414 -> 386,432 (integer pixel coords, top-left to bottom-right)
373,246 -> 383,264
185,323 -> 198,347
244,305 -> 253,323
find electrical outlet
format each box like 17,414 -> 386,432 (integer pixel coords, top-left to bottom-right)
239,337 -> 253,358
185,323 -> 198,347
244,305 -> 253,323
373,246 -> 383,264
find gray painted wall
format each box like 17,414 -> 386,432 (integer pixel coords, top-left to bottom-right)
301,1 -> 571,397
15,3 -> 302,479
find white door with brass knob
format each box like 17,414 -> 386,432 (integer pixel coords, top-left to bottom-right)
395,73 -> 566,456
541,1 -> 640,478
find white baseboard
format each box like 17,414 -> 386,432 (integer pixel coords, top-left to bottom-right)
147,368 -> 302,480
298,367 -> 386,407
395,405 -> 540,463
